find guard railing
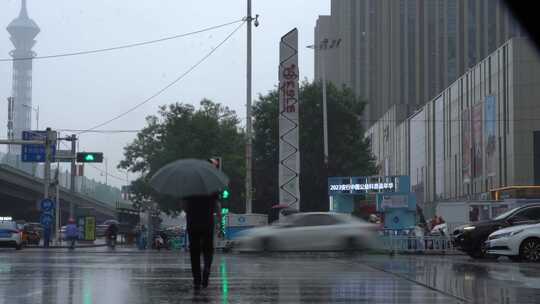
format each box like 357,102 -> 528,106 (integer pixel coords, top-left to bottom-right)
376,235 -> 460,254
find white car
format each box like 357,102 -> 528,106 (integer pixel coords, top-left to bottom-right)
430,223 -> 448,236
235,212 -> 378,252
0,220 -> 23,250
486,223 -> 540,262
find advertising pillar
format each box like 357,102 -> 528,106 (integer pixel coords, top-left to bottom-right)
278,28 -> 301,210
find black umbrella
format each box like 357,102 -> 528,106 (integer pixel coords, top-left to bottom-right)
149,159 -> 229,198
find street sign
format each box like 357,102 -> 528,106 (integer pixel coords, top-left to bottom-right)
40,198 -> 55,212
54,149 -> 75,162
21,130 -> 56,163
40,214 -> 53,227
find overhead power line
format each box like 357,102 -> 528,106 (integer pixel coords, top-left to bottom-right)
87,163 -> 128,183
58,129 -> 141,134
0,19 -> 244,62
75,21 -> 246,135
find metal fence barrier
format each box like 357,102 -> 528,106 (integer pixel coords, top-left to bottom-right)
376,236 -> 460,254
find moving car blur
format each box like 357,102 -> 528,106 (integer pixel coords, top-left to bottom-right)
235,212 -> 378,252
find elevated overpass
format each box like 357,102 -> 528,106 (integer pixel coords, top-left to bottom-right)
0,164 -> 117,223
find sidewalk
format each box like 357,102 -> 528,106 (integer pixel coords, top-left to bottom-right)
25,238 -> 109,249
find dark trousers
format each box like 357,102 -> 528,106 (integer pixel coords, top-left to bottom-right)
188,228 -> 214,285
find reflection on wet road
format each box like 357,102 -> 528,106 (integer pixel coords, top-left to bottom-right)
355,254 -> 540,303
0,248 -> 539,303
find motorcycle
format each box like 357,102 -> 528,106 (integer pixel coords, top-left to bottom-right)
152,232 -> 169,251
153,235 -> 164,250
106,233 -> 117,249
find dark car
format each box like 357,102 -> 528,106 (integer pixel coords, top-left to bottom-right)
453,204 -> 540,258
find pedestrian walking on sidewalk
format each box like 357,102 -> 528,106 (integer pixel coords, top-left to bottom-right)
66,218 -> 79,250
136,224 -> 148,250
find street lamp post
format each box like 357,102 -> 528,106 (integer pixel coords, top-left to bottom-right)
307,38 -> 341,166
100,157 -> 109,185
244,0 -> 259,214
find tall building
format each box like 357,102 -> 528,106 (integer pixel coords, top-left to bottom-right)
6,0 -> 39,154
367,37 -> 540,216
314,0 -> 525,127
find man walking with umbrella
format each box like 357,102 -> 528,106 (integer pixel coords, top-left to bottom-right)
184,193 -> 220,289
150,159 -> 229,290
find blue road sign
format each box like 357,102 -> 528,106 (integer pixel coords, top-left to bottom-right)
40,198 -> 55,212
40,214 -> 53,227
21,130 -> 56,163
42,209 -> 54,217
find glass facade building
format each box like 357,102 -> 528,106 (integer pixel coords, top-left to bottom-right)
368,38 -> 540,214
315,0 -> 525,128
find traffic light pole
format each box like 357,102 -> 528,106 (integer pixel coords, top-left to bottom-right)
70,134 -> 77,218
55,167 -> 61,245
43,128 -> 53,199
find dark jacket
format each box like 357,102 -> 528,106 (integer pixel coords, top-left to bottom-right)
106,224 -> 119,236
184,195 -> 218,232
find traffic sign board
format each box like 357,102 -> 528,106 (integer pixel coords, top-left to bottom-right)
21,131 -> 56,163
40,214 -> 53,227
40,198 -> 55,212
42,209 -> 54,217
54,149 -> 75,162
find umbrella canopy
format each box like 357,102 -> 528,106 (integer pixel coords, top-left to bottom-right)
149,159 -> 229,198
103,219 -> 119,226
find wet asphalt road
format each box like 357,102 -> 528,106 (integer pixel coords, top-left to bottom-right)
0,247 -> 539,304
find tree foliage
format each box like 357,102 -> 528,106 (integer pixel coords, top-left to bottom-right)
119,99 -> 245,214
120,83 -> 376,216
252,82 -> 377,214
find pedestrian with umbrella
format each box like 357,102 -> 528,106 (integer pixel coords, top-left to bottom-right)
150,159 -> 228,290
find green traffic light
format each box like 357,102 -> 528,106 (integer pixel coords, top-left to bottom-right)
222,189 -> 230,200
221,208 -> 229,215
84,154 -> 95,161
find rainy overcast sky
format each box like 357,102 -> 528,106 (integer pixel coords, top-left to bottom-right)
0,0 -> 329,187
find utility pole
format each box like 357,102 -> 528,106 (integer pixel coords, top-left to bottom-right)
69,134 -> 77,218
54,166 -> 60,244
245,0 -> 259,214
105,157 -> 108,185
245,0 -> 253,214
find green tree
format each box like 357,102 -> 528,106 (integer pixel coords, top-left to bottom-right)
252,82 -> 377,213
119,99 -> 245,214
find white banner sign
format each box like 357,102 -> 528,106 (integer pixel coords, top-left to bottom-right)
380,195 -> 408,209
278,28 -> 300,210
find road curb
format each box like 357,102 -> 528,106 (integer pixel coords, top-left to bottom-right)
24,244 -> 108,249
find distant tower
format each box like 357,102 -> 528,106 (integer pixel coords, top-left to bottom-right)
6,0 -> 39,154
